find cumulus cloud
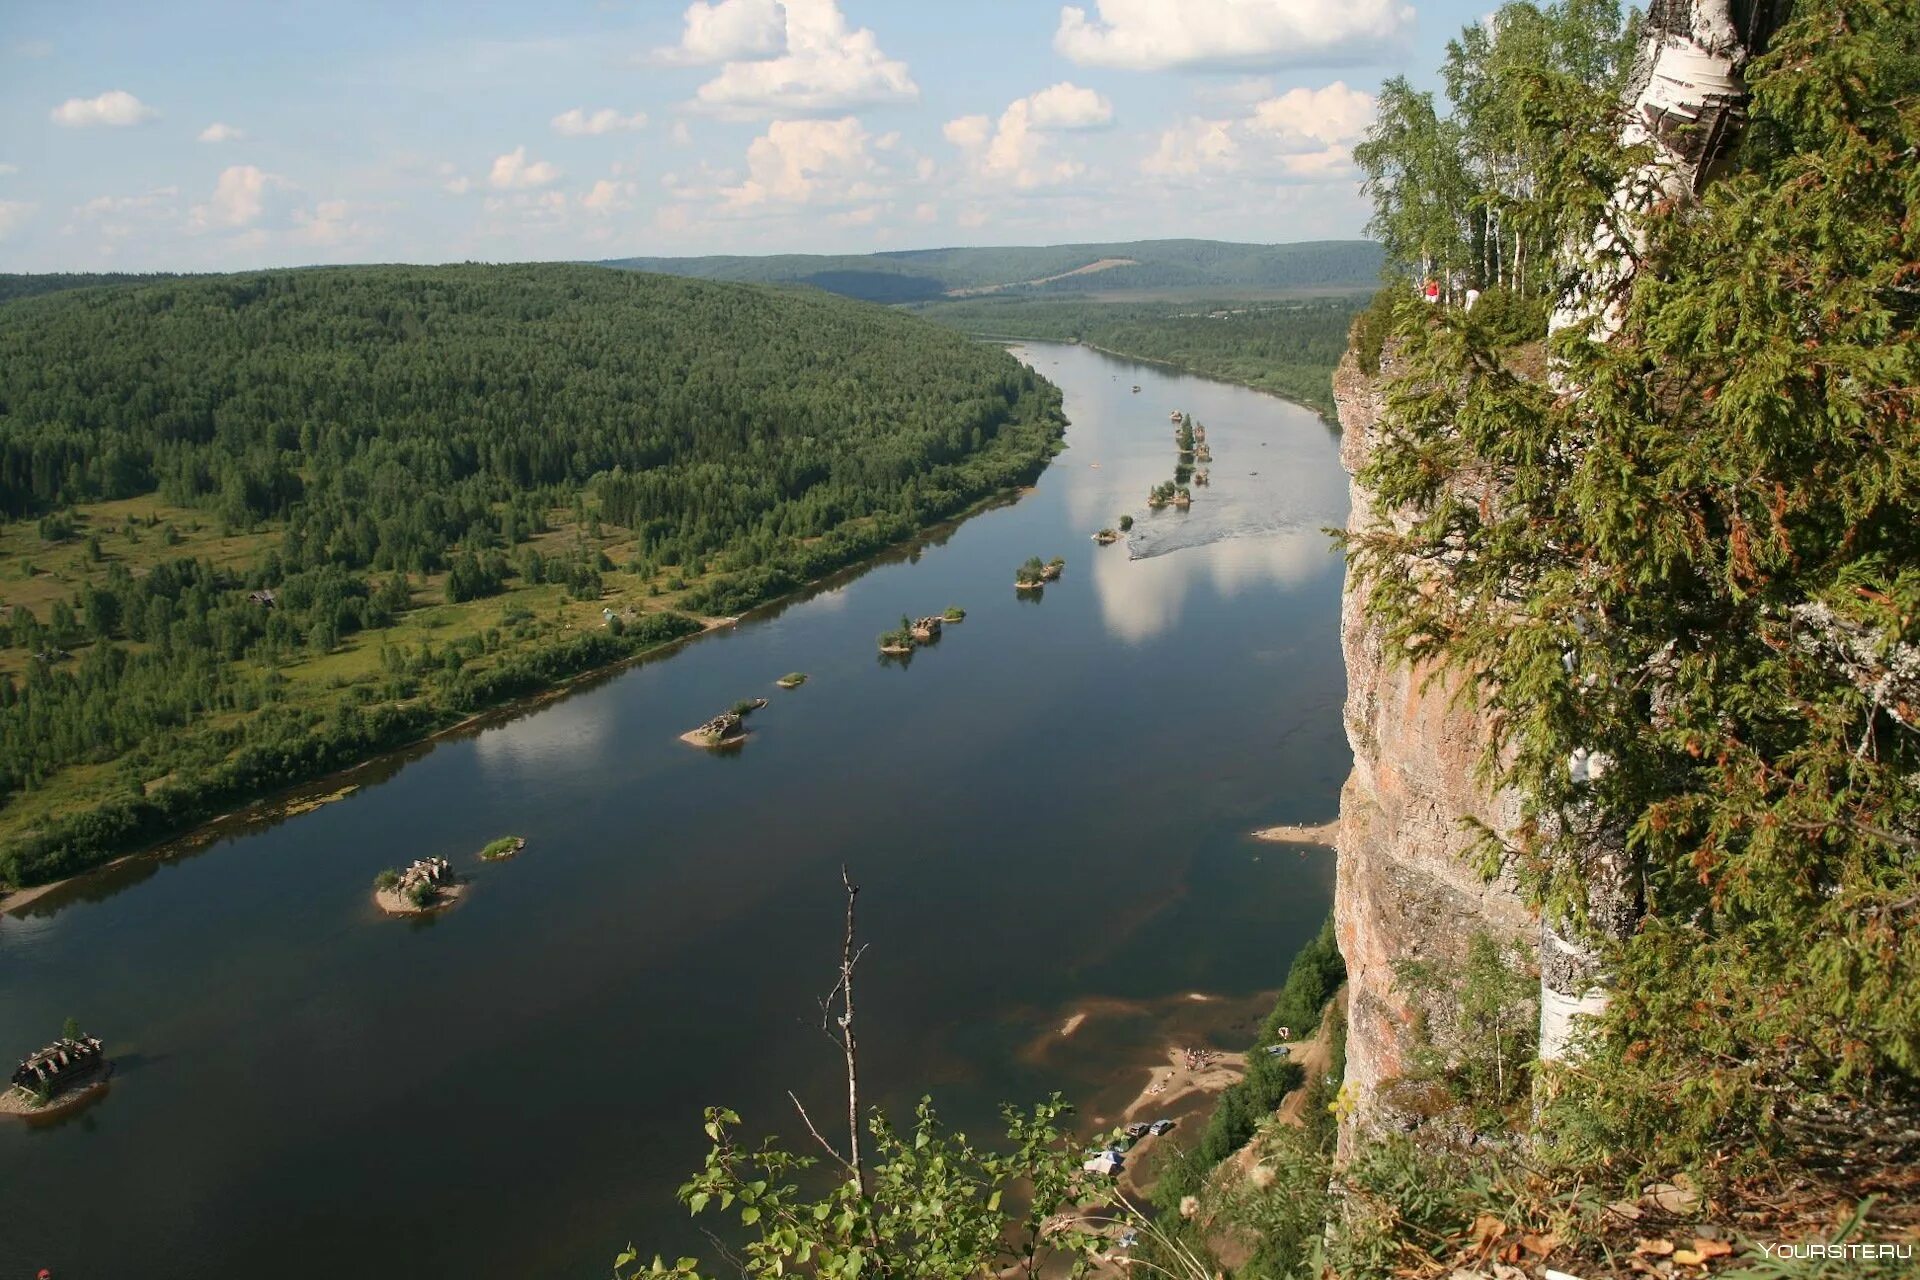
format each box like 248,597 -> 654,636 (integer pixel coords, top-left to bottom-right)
662,0 -> 789,63
720,116 -> 886,207
688,0 -> 917,116
489,146 -> 562,190
946,83 -> 1114,190
1142,81 -> 1373,180
289,199 -> 371,247
198,121 -> 244,143
1055,0 -> 1411,70
551,107 -> 649,136
1141,117 -> 1239,176
1026,82 -> 1114,129
582,178 -> 639,213
50,89 -> 157,127
189,165 -> 281,231
1246,81 -> 1374,148
74,186 -> 179,221
0,200 -> 36,240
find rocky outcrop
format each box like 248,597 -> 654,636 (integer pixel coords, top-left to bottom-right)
1330,346 -> 1533,1154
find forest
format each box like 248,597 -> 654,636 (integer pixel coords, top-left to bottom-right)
0,264 -> 1064,889
913,295 -> 1364,416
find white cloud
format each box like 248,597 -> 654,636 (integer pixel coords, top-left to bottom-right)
0,163 -> 17,176
942,115 -> 991,151
290,199 -> 372,248
0,200 -> 36,240
50,89 -> 158,128
689,0 -> 917,116
720,116 -> 885,207
489,146 -> 562,190
1246,81 -> 1374,149
946,83 -> 1113,190
1055,0 -> 1412,70
1142,81 -> 1373,180
198,121 -> 245,143
670,121 -> 694,147
1142,117 -> 1239,175
74,186 -> 179,220
188,165 -> 281,231
1026,82 -> 1114,129
662,0 -> 789,63
582,178 -> 639,213
551,107 -> 649,136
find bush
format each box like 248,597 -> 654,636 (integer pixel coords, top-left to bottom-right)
1260,916 -> 1346,1045
1350,288 -> 1398,374
374,868 -> 400,890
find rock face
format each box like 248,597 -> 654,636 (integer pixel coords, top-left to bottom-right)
1330,346 -> 1533,1153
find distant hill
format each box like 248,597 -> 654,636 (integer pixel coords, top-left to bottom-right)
598,239 -> 1384,303
0,271 -> 186,303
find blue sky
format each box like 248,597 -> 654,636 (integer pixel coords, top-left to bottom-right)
0,0 -> 1488,272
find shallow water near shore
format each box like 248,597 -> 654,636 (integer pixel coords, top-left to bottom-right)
0,341 -> 1350,1279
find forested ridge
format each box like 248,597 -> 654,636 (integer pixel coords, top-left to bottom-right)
0,264 -> 1064,888
601,239 -> 1383,304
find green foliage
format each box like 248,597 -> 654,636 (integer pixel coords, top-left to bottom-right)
615,1097 -> 1113,1280
941,607 -> 964,622
61,1015 -> 82,1040
404,878 -> 436,909
374,868 -> 400,890
1354,0 -> 1636,296
1260,915 -> 1347,1045
1346,0 -> 1920,1175
1117,515 -> 1133,532
1394,932 -> 1538,1126
478,836 -> 522,861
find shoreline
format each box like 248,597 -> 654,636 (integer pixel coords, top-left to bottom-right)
373,880 -> 468,917
999,336 -> 1338,422
0,480 -> 1052,917
1251,819 -> 1339,847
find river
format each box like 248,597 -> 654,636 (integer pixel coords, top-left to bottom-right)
0,341 -> 1351,1279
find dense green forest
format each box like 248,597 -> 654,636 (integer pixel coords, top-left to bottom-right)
913,295 -> 1364,416
0,271 -> 186,303
600,239 -> 1383,304
0,264 -> 1063,888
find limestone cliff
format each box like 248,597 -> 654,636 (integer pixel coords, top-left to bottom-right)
1329,345 -> 1533,1152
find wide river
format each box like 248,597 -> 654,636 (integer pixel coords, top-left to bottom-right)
0,342 -> 1351,1279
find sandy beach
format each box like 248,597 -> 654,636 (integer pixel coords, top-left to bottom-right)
1251,819 -> 1339,847
374,881 -> 467,917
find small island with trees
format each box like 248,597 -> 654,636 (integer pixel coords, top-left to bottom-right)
682,698 -> 766,747
4,1021 -> 111,1119
478,835 -> 527,862
878,610 -> 960,655
1015,556 -> 1065,589
776,672 -> 808,689
373,857 -> 464,915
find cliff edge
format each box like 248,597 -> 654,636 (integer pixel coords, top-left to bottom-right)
1330,344 -> 1533,1153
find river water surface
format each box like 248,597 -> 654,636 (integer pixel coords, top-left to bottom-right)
0,342 -> 1351,1279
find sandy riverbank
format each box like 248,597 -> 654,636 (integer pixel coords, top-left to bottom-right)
0,1069 -> 112,1121
1251,819 -> 1339,847
374,881 -> 468,917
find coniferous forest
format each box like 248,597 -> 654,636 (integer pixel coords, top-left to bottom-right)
0,264 -> 1064,888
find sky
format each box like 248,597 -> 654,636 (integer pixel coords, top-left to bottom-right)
0,0 -> 1488,272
